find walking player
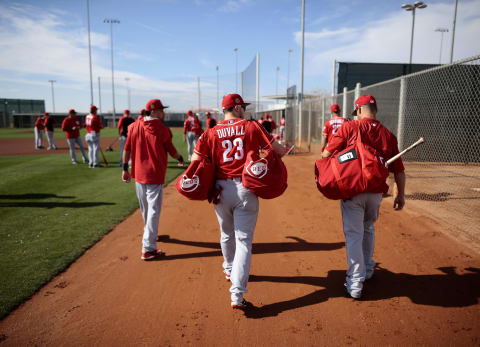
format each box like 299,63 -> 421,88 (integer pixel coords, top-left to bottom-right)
62,109 -> 88,164
34,114 -> 45,149
320,104 -> 348,152
183,110 -> 202,161
117,109 -> 135,167
121,98 -> 184,260
321,95 -> 406,299
191,93 -> 285,309
85,105 -> 103,168
43,112 -> 57,150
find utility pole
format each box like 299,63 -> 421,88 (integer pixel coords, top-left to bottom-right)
48,80 -> 56,113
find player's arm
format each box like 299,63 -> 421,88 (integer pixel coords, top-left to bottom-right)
393,171 -> 406,210
117,118 -> 123,135
121,149 -> 131,183
165,129 -> 184,165
320,134 -> 328,153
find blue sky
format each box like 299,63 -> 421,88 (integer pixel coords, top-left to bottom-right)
0,0 -> 479,113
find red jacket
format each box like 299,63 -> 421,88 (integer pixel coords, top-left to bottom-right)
35,117 -> 45,130
62,116 -> 82,139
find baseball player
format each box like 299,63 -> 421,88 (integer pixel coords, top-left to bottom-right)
206,111 -> 217,129
321,95 -> 406,299
266,114 -> 277,133
85,105 -> 103,168
320,104 -> 348,152
121,98 -> 184,260
34,114 -> 45,149
183,110 -> 202,161
43,112 -> 57,150
117,109 -> 135,167
61,109 -> 88,164
191,93 -> 286,310
279,115 -> 286,142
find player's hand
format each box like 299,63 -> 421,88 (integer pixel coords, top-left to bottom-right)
122,170 -> 131,183
208,186 -> 222,205
393,195 -> 405,210
72,127 -> 76,130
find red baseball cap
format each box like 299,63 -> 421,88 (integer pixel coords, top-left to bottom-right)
68,109 -> 76,114
352,94 -> 376,115
146,99 -> 168,111
330,104 -> 340,113
90,105 -> 97,113
124,109 -> 130,115
140,109 -> 146,115
222,93 -> 250,109
206,111 -> 211,116
44,112 -> 49,116
187,110 -> 193,116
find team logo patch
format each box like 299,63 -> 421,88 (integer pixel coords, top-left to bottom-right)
338,149 -> 358,164
245,158 -> 268,179
180,175 -> 200,192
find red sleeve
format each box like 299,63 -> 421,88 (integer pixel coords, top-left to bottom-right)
124,124 -> 134,152
271,120 -> 277,130
183,118 -> 188,134
61,118 -> 68,132
193,131 -> 211,159
164,127 -> 178,158
322,121 -> 330,136
325,123 -> 349,153
117,117 -> 124,130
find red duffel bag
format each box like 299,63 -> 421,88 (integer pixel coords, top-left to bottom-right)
176,156 -> 215,200
315,128 -> 389,200
242,122 -> 288,199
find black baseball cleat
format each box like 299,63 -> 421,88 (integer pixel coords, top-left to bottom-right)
231,299 -> 254,310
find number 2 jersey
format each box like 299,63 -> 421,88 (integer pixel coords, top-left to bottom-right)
322,117 -> 348,142
194,118 -> 273,179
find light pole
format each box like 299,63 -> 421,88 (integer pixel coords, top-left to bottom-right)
402,1 -> 428,67
48,80 -> 56,113
450,0 -> 458,63
98,76 -> 102,114
104,18 -> 120,126
216,66 -> 219,110
275,66 -> 280,102
86,0 -> 94,105
287,48 -> 293,92
125,77 -> 131,110
234,48 -> 238,93
435,28 -> 449,64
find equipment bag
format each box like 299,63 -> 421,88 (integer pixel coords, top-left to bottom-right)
315,127 -> 389,200
176,155 -> 215,200
242,121 -> 288,199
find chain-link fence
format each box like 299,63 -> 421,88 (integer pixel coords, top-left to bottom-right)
285,55 -> 480,248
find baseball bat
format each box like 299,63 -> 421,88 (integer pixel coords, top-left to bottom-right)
386,137 -> 424,166
106,137 -> 119,151
286,144 -> 296,155
99,147 -> 109,166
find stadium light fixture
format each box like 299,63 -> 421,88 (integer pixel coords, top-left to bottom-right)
48,80 -> 56,113
435,27 -> 449,64
402,1 -> 427,66
104,18 -> 120,126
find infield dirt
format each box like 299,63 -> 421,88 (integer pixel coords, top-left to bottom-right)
0,153 -> 479,346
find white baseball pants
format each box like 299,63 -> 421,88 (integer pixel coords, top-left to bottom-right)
67,137 -> 88,163
135,182 -> 163,253
34,128 -> 44,148
186,131 -> 198,161
85,132 -> 100,166
46,131 -> 57,149
341,192 -> 382,294
214,178 -> 259,304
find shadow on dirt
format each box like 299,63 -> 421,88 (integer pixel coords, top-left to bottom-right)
243,266 -> 480,318
0,193 -> 74,200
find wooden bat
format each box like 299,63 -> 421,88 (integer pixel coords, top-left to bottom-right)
386,137 -> 424,166
99,147 -> 108,166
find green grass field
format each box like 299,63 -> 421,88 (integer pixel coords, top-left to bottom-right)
0,128 -> 187,320
0,127 -> 121,139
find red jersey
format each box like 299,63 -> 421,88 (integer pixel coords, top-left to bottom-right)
326,118 -> 405,194
269,119 -> 277,131
35,117 -> 45,130
280,119 -> 286,126
194,118 -> 273,179
85,113 -> 103,133
62,116 -> 82,139
44,115 -> 55,132
183,116 -> 202,134
124,117 -> 179,185
322,117 -> 348,142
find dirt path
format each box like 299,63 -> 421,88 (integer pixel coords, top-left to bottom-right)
0,154 -> 479,346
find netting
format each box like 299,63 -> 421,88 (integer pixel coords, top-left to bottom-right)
241,54 -> 258,115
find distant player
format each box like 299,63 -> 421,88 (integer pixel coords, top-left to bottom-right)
85,105 -> 103,168
279,115 -> 286,141
43,112 -> 57,150
320,104 -> 348,152
62,109 -> 88,164
34,114 -> 45,149
191,93 -> 286,310
117,109 -> 135,167
122,98 -> 184,260
206,111 -> 217,129
183,110 -> 202,161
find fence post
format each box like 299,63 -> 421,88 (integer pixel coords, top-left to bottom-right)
342,87 -> 347,117
354,83 -> 361,120
397,77 -> 406,150
307,100 -> 312,150
321,98 -> 325,130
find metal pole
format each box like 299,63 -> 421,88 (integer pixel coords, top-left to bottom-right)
397,77 -> 406,150
409,8 -> 416,65
216,66 -> 219,111
287,48 -> 292,92
298,0 -> 305,145
275,66 -> 280,102
125,77 -> 130,110
439,31 -> 443,64
307,100 -> 312,149
332,59 -> 337,96
256,52 -> 260,114
197,77 -> 201,112
86,0 -> 94,105
98,76 -> 102,114
450,0 -> 458,63
234,48 -> 238,93
342,87 -> 347,117
48,80 -> 56,113
354,82 -> 361,120
105,19 -> 119,126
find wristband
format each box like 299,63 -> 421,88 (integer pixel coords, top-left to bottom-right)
178,155 -> 184,163
123,163 -> 129,171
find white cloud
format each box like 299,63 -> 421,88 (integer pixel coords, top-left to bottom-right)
218,0 -> 250,13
